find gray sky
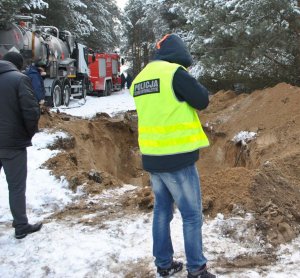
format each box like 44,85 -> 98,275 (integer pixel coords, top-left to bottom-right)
116,0 -> 128,10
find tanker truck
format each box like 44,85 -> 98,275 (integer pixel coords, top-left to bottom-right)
0,16 -> 89,107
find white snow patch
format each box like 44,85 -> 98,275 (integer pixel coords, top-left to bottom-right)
0,130 -> 79,223
54,89 -> 136,119
232,131 -> 257,145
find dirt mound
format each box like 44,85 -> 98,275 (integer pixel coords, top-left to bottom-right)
198,83 -> 300,245
39,83 -> 300,246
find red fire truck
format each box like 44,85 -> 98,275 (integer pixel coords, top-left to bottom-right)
88,52 -> 121,97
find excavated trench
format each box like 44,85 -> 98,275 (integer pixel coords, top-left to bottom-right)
38,83 -> 300,273
39,111 -> 153,226
41,110 -> 300,242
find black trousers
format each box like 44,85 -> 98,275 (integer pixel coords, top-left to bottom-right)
0,149 -> 28,228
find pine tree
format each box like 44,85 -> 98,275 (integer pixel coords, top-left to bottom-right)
183,0 -> 300,91
122,0 -> 153,76
0,0 -> 42,24
81,0 -> 121,52
122,0 -> 175,76
35,0 -> 95,38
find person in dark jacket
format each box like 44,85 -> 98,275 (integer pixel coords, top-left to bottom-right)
25,64 -> 46,104
126,71 -> 132,89
121,72 -> 126,89
130,34 -> 215,278
0,52 -> 43,239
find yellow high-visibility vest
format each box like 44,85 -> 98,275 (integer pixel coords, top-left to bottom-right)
130,60 -> 209,155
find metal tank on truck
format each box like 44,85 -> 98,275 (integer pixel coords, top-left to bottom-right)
0,15 -> 89,107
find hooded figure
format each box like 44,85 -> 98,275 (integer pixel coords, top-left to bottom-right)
25,64 -> 46,103
129,34 -> 215,278
0,53 -> 40,147
154,33 -> 193,67
0,52 -> 42,239
1,51 -> 24,70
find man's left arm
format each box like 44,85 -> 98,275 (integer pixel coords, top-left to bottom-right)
18,76 -> 40,138
173,68 -> 209,110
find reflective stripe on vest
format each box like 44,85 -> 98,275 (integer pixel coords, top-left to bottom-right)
130,61 -> 209,155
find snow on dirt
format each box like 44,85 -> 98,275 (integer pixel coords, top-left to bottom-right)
0,86 -> 300,277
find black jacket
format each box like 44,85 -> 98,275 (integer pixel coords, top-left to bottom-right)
141,34 -> 209,172
0,61 -> 40,149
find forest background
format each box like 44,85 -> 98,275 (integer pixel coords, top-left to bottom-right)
1,0 -> 300,92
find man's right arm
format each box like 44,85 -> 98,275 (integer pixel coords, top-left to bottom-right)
18,75 -> 40,138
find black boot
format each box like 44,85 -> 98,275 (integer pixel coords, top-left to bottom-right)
187,266 -> 216,278
157,261 -> 183,277
15,222 -> 43,239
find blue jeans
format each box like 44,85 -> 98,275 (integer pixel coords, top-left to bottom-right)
150,164 -> 207,272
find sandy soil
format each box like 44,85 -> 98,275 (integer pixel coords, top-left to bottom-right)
39,82 -> 300,254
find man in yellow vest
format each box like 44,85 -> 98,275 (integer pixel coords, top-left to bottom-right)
130,34 -> 216,278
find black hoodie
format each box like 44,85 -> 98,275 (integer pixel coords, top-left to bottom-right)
141,34 -> 209,172
0,60 -> 40,149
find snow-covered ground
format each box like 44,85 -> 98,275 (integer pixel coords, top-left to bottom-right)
0,89 -> 300,278
55,90 -> 136,119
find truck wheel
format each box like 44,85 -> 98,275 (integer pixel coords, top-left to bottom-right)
62,80 -> 71,107
104,81 -> 111,96
107,81 -> 112,96
103,86 -> 108,97
51,79 -> 62,107
81,78 -> 88,100
88,81 -> 93,96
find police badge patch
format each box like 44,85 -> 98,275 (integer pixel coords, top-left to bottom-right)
133,79 -> 160,97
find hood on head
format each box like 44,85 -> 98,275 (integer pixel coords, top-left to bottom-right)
2,51 -> 23,70
154,34 -> 193,68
